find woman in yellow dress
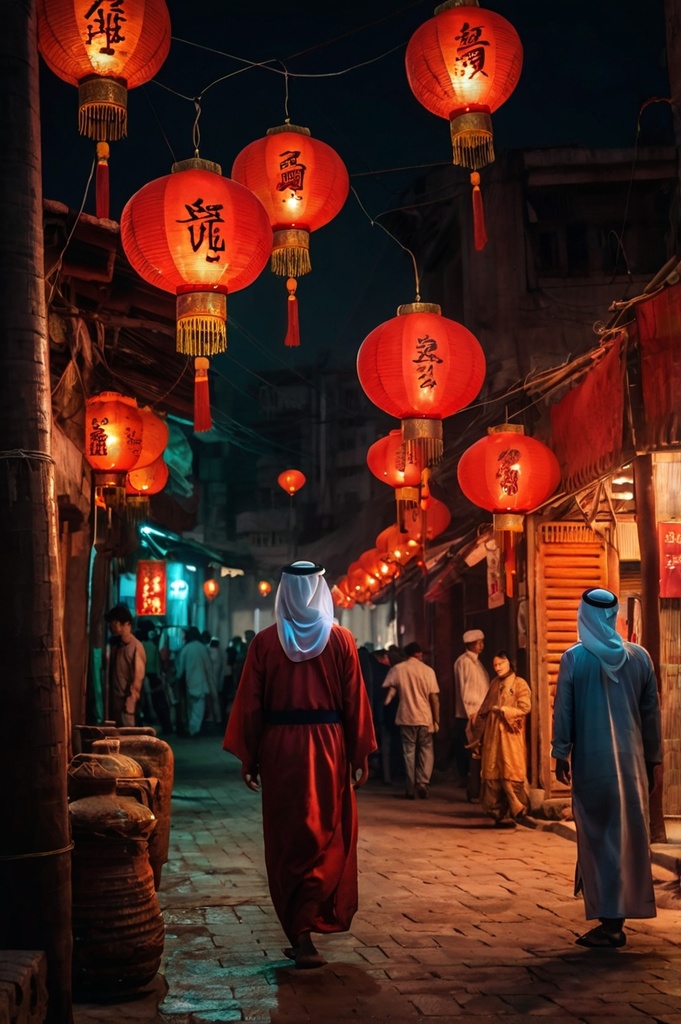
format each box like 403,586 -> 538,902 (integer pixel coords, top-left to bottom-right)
469,651 -> 531,828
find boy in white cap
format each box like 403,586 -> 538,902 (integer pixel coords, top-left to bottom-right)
552,587 -> 661,948
452,629 -> 489,800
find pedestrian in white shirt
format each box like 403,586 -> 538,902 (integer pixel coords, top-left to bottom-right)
452,629 -> 490,801
383,642 -> 440,799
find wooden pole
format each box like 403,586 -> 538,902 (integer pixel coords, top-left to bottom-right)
0,3 -> 73,1021
634,454 -> 666,843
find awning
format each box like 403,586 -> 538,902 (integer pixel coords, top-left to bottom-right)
138,525 -> 252,575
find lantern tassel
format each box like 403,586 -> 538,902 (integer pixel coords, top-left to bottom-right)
194,357 -> 212,433
96,142 -> 110,220
471,172 -> 488,252
284,278 -> 301,348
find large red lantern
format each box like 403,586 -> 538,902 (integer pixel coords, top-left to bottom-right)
357,302 -> 485,467
121,158 -> 271,433
277,469 -> 306,496
457,424 -> 561,532
37,0 -> 171,142
84,391 -> 142,507
121,159 -> 272,358
403,496 -> 452,543
367,430 -> 422,528
405,1 -> 522,249
232,125 -> 349,347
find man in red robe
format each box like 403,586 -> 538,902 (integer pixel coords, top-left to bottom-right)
223,561 -> 376,969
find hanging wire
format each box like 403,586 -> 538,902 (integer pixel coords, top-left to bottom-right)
350,185 -> 422,301
192,98 -> 202,157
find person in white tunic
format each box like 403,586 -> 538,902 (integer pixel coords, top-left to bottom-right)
551,587 -> 662,949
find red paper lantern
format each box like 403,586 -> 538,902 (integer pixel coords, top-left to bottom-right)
121,158 -> 272,357
359,548 -> 401,584
232,124 -> 349,347
232,125 -> 349,278
405,2 -> 522,171
203,579 -> 220,602
85,391 -> 143,507
375,525 -> 421,567
125,455 -> 169,522
134,407 -> 169,469
37,0 -> 171,141
367,429 -> 422,527
403,496 -> 452,543
347,563 -> 381,604
357,302 -> 485,466
405,1 -> 522,250
277,469 -> 306,496
136,559 -> 167,616
457,424 -> 561,531
258,580 -> 272,597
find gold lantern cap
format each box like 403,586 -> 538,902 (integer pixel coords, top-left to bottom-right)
267,123 -> 311,137
397,302 -> 441,316
172,156 -> 222,176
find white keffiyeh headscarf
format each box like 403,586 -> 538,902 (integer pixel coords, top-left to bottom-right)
577,587 -> 627,682
275,561 -> 334,662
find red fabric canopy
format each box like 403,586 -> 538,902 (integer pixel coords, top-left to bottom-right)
549,335 -> 625,493
636,285 -> 681,449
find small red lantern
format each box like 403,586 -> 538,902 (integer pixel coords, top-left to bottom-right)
134,407 -> 169,469
359,548 -> 401,584
375,525 -> 421,567
203,579 -> 220,602
403,496 -> 452,543
457,424 -> 561,531
258,580 -> 272,597
125,455 -> 169,523
367,430 -> 423,527
232,125 -> 349,347
277,469 -> 306,496
136,559 -> 167,617
357,302 -> 485,466
37,0 -> 171,141
405,1 -> 522,249
84,391 -> 143,508
347,563 -> 381,604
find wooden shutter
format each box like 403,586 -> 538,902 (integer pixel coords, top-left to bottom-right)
528,520 -> 613,796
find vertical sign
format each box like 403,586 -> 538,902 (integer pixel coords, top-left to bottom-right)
136,559 -> 167,616
658,522 -> 681,598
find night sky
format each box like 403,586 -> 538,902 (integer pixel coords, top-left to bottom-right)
39,0 -> 672,392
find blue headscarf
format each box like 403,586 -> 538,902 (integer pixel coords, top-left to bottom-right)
577,587 -> 627,682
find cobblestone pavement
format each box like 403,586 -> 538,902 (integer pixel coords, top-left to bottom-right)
74,735 -> 681,1024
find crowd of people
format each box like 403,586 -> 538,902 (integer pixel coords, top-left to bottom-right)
105,604 -> 254,738
108,572 -> 662,962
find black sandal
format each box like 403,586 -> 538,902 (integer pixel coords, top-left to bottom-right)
575,925 -> 626,948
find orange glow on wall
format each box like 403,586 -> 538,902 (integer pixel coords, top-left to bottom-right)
136,559 -> 167,616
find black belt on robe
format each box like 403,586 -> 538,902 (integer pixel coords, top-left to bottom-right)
264,709 -> 342,725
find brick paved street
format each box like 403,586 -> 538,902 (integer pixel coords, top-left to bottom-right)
74,735 -> 681,1024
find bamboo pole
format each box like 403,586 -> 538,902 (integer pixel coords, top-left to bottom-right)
0,4 -> 73,1020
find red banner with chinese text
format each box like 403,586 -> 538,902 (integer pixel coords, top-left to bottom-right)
136,560 -> 167,616
658,523 -> 681,598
